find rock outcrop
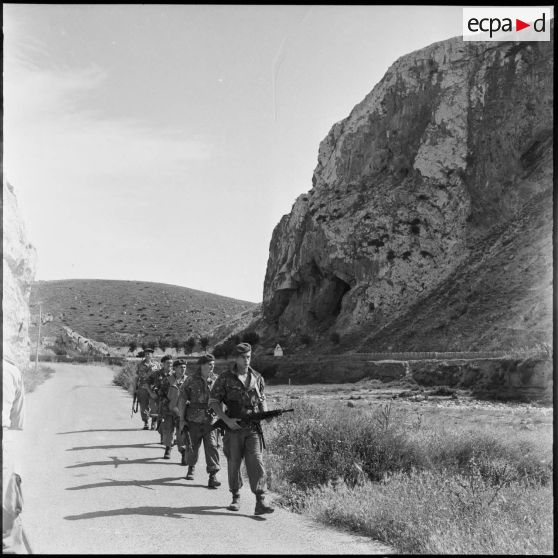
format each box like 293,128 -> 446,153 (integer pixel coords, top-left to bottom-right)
2,180 -> 38,369
262,33 -> 553,350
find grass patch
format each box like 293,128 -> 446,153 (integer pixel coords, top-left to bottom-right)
112,361 -> 137,394
264,397 -> 553,554
22,365 -> 56,394
297,470 -> 553,554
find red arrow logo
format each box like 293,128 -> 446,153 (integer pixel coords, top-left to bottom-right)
516,19 -> 530,31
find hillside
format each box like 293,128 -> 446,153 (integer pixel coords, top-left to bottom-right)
258,32 -> 553,353
29,279 -> 257,348
354,186 -> 552,352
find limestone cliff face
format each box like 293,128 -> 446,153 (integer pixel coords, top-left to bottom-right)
3,181 -> 38,369
263,35 -> 553,344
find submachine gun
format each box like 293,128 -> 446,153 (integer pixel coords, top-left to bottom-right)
210,408 -> 294,449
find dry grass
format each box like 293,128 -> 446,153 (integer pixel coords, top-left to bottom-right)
300,470 -> 553,554
262,394 -> 553,554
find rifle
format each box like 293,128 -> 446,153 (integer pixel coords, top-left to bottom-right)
210,408 -> 294,448
131,389 -> 139,418
181,421 -> 194,455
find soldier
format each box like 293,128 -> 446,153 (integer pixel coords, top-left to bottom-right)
209,342 -> 274,515
134,348 -> 161,430
182,353 -> 221,488
3,356 -> 31,553
148,355 -> 173,435
159,359 -> 188,461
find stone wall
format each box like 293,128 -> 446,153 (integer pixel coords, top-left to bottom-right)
2,181 -> 37,370
251,355 -> 552,402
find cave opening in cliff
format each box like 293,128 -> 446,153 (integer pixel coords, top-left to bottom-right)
332,277 -> 351,317
308,275 -> 351,329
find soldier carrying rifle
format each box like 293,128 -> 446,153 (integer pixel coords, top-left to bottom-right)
209,342 -> 275,515
159,359 -> 188,461
133,348 -> 160,430
181,353 -> 221,488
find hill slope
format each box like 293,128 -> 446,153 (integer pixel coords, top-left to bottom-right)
29,279 -> 257,347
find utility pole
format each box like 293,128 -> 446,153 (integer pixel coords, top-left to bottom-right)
35,302 -> 42,373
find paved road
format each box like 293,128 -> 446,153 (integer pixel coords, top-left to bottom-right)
21,363 -> 393,554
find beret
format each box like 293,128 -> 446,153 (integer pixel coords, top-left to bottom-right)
197,353 -> 216,365
144,348 -> 154,354
173,359 -> 187,367
161,355 -> 173,363
235,342 -> 252,355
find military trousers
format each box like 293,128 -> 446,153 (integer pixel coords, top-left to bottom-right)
159,414 -> 183,449
223,427 -> 266,495
148,395 -> 159,420
185,422 -> 220,474
136,387 -> 151,423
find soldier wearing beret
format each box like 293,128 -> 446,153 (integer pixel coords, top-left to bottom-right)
134,348 -> 161,430
209,342 -> 274,515
148,355 -> 173,435
159,359 -> 188,461
181,353 -> 221,488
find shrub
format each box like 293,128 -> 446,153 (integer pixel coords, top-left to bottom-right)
264,399 -> 553,554
329,331 -> 341,345
266,399 -> 553,490
242,331 -> 260,347
113,361 -> 137,393
299,333 -> 312,346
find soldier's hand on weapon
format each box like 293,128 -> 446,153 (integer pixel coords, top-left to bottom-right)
225,417 -> 242,431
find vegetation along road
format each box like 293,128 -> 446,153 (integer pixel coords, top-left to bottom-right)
21,363 -> 393,554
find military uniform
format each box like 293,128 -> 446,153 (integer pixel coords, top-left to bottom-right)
158,372 -> 186,458
209,364 -> 267,496
135,357 -> 161,428
147,367 -> 169,431
182,370 -> 220,480
3,358 -> 29,554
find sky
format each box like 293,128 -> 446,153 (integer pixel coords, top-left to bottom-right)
3,5 -> 464,303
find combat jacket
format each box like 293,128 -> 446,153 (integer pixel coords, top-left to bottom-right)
209,365 -> 266,420
182,372 -> 217,424
159,373 -> 186,416
148,369 -> 170,397
136,359 -> 160,389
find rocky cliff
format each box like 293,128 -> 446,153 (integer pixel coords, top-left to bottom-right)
262,34 -> 553,351
2,180 -> 38,369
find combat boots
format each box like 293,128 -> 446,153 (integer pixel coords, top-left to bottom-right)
207,473 -> 221,489
143,421 -> 149,430
185,466 -> 195,480
179,448 -> 187,466
254,494 -> 274,515
163,446 -> 171,459
227,491 -> 240,511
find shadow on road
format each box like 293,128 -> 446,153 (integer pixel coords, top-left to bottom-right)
64,505 -> 266,521
66,456 -> 177,468
56,434 -> 143,435
66,443 -> 162,451
66,476 -> 199,491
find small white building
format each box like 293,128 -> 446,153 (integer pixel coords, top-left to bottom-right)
273,344 -> 284,357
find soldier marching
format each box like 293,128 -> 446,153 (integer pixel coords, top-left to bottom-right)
131,341 -> 280,516
133,348 -> 160,430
